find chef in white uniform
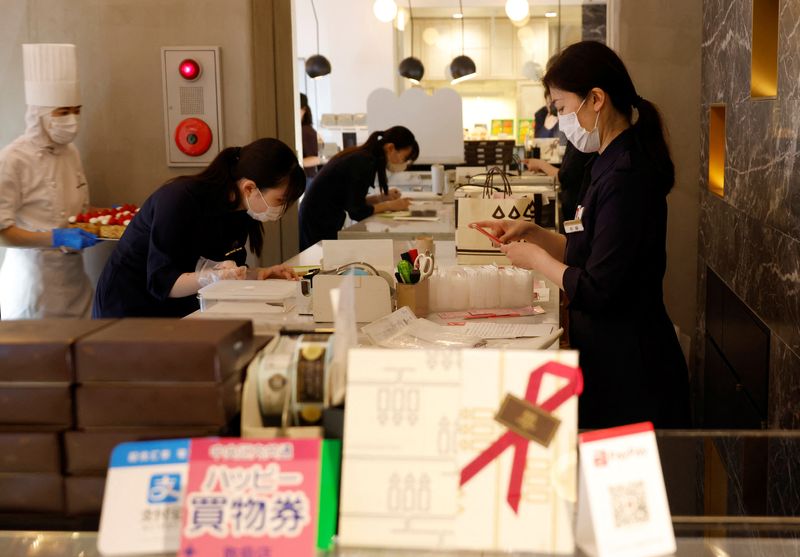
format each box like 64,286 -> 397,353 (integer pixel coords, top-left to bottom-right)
0,43 -> 98,319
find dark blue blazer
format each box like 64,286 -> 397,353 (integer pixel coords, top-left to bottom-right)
93,178 -> 252,318
563,128 -> 691,428
298,150 -> 379,250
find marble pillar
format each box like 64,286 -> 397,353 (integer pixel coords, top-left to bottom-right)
699,0 -> 800,427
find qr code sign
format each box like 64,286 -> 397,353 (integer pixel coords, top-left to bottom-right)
609,481 -> 649,528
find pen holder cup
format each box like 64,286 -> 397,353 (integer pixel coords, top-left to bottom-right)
395,280 -> 430,317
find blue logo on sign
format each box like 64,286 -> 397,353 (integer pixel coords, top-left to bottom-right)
147,473 -> 181,504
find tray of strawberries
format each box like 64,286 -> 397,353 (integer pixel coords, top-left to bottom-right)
68,204 -> 139,239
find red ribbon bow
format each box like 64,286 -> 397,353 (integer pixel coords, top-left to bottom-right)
459,361 -> 583,513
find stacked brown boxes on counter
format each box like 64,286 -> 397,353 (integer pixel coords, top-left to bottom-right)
0,318 -> 264,523
69,318 -> 260,516
0,320 -> 114,517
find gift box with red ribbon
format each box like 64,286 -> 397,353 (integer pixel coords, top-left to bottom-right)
339,348 -> 582,554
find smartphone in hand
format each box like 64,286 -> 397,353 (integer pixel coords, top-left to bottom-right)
468,223 -> 504,244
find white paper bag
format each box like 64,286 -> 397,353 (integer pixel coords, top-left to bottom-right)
454,166 -> 534,266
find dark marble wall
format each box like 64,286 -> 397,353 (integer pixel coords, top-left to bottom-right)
699,0 -> 800,427
581,5 -> 606,44
656,432 -> 800,518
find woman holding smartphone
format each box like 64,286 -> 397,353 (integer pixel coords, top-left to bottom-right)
474,41 -> 690,429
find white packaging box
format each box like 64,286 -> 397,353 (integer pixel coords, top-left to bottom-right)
197,279 -> 298,313
339,348 -> 580,554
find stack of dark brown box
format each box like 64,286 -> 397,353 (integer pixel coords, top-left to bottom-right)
0,320 -> 115,517
68,318 -> 259,516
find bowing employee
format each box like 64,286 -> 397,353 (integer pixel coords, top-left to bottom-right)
93,138 -> 305,318
298,126 -> 419,250
475,41 -> 690,429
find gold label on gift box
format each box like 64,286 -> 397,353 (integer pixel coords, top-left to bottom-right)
495,394 -> 561,447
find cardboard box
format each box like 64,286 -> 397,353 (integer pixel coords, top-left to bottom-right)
65,475 -> 106,516
75,318 -> 255,382
0,319 -> 115,382
0,473 -> 64,513
0,384 -> 72,428
0,432 -> 60,473
65,428 -> 220,474
76,373 -> 242,428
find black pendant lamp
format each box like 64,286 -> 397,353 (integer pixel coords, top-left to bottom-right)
449,0 -> 476,84
398,0 -> 424,83
305,0 -> 331,79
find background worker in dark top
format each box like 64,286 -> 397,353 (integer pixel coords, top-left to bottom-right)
298,126 -> 419,250
525,142 -> 594,231
474,41 -> 691,429
93,138 -> 305,318
299,93 -> 321,184
533,91 -> 560,139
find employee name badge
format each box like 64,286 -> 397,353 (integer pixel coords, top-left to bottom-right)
564,205 -> 584,233
575,422 -> 675,557
98,439 -> 191,556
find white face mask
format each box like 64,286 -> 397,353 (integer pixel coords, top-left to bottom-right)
557,98 -> 600,153
42,113 -> 80,145
245,187 -> 283,222
387,160 -> 409,173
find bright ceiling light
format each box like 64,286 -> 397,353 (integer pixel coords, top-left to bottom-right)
545,11 -> 558,18
511,15 -> 530,27
422,27 -> 439,46
395,8 -> 407,30
505,0 -> 530,22
452,12 -> 463,19
373,0 -> 398,22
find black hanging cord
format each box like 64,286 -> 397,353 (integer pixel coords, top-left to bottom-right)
311,0 -> 320,53
459,0 -> 464,54
408,0 -> 414,57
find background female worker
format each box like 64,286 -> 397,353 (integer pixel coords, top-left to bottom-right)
298,125 -> 419,250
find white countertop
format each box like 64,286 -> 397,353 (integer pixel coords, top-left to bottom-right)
337,200 -> 455,241
188,240 -> 561,341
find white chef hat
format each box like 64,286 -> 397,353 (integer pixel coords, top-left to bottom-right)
23,43 -> 80,107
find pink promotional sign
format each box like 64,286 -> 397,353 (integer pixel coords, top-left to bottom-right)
178,438 -> 321,557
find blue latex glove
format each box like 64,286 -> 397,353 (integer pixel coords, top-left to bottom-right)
52,228 -> 99,250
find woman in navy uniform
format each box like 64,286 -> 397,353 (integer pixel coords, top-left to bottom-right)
93,138 -> 305,318
298,126 -> 419,250
475,41 -> 690,428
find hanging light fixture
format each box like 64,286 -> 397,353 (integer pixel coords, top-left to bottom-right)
305,0 -> 331,79
398,0 -> 424,83
449,0 -> 476,84
373,0 -> 398,23
504,0 -> 530,22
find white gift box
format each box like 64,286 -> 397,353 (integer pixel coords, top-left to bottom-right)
339,348 -> 581,553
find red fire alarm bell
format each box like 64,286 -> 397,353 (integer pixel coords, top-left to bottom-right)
174,117 -> 212,156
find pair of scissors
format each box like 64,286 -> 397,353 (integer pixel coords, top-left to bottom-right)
413,252 -> 434,281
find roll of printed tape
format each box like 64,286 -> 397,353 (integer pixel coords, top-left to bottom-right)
257,337 -> 298,419
289,334 -> 333,426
